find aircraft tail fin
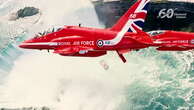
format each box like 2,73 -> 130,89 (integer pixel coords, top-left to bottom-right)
111,0 -> 150,33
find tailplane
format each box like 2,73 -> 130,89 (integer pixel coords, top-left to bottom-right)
133,29 -> 153,45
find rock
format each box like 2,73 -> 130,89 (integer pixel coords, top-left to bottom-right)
16,7 -> 39,19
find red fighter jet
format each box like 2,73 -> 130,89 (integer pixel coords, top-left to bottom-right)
19,0 -> 152,63
148,30 -> 194,51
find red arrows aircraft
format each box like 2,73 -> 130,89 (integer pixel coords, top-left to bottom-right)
148,30 -> 194,51
19,0 -> 152,63
19,0 -> 194,63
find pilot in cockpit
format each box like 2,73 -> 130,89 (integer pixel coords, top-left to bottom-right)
34,26 -> 63,38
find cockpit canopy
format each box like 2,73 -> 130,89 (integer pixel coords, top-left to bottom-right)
147,30 -> 166,37
34,26 -> 63,38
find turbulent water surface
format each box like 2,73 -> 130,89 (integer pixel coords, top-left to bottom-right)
0,0 -> 193,110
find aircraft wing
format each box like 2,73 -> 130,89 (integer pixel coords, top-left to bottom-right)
53,46 -> 94,55
127,34 -> 153,45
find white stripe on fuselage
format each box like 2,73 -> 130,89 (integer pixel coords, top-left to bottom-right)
21,42 -> 58,46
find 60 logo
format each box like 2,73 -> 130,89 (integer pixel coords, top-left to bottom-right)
157,8 -> 175,19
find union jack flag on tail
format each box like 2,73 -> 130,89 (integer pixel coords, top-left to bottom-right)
111,0 -> 150,33
102,0 -> 151,46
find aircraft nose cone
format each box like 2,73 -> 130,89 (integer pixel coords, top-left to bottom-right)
19,42 -> 27,48
19,39 -> 33,49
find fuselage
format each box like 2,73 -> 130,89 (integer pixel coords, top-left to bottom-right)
20,26 -> 149,51
149,30 -> 194,51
